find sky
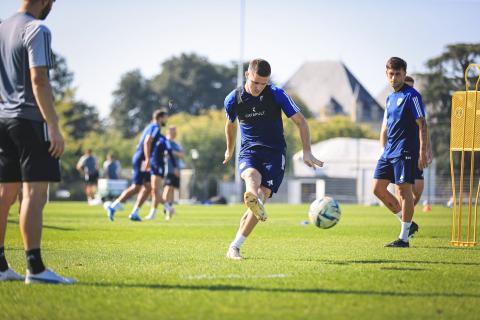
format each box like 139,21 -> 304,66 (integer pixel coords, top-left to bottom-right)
1,0 -> 480,117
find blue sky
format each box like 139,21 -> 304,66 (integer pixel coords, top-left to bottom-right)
1,0 -> 479,116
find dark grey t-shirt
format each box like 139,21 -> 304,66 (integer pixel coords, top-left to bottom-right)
0,12 -> 54,121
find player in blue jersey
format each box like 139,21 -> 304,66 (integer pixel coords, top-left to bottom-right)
223,59 -> 324,260
105,109 -> 168,221
380,76 -> 433,221
144,131 -> 178,220
373,57 -> 430,248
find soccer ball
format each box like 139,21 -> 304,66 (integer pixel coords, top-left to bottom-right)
308,197 -> 341,229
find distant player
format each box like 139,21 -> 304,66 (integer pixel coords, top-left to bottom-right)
144,120 -> 178,220
162,126 -> 184,220
105,110 -> 168,221
76,149 -> 100,204
374,57 -> 429,248
103,153 -> 121,179
223,59 -> 324,260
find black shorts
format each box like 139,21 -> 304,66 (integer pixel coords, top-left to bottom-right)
85,171 -> 99,185
0,118 -> 60,182
165,173 -> 180,188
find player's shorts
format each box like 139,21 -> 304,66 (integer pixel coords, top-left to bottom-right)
84,171 -> 99,185
0,118 -> 60,182
415,167 -> 424,180
150,162 -> 165,178
165,173 -> 180,188
238,147 -> 286,195
131,156 -> 150,185
373,154 -> 417,185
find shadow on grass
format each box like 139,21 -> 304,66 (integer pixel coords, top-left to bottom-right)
7,219 -> 75,231
322,259 -> 480,266
78,282 -> 480,299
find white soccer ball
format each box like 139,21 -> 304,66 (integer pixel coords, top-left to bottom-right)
308,197 -> 341,229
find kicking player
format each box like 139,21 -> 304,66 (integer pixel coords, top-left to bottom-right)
373,57 -> 429,248
105,109 -> 168,221
223,59 -> 324,260
0,0 -> 75,284
144,128 -> 178,220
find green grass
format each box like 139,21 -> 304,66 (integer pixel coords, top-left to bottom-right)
1,202 -> 479,320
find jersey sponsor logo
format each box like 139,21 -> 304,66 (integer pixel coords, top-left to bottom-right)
265,164 -> 272,171
396,98 -> 403,106
267,180 -> 273,186
239,162 -> 247,170
244,106 -> 266,119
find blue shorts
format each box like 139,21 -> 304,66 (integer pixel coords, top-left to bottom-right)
238,147 -> 286,194
131,156 -> 150,185
374,155 -> 417,185
150,162 -> 165,178
415,167 -> 424,180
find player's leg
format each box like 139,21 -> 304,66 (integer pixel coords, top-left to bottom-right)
373,179 -> 401,213
0,182 -> 24,281
242,168 -> 268,221
413,179 -> 424,206
144,174 -> 164,221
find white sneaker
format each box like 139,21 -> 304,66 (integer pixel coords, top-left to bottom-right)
0,267 -> 24,281
164,206 -> 175,221
25,268 -> 77,285
244,191 -> 267,221
144,211 -> 157,220
226,247 -> 243,260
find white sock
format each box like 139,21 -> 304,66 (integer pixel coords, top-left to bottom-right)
164,202 -> 172,210
395,211 -> 402,222
131,207 -> 140,215
230,233 -> 247,249
399,221 -> 412,242
111,200 -> 122,210
149,208 -> 157,216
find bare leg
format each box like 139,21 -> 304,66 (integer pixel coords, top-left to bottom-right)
163,185 -> 174,204
0,183 -> 21,246
237,187 -> 271,237
413,179 -> 424,206
150,176 -> 164,209
20,182 -> 49,250
134,183 -> 151,209
115,184 -> 142,204
397,183 -> 414,222
373,179 -> 402,213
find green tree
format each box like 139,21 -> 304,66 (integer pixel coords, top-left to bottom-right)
51,52 -> 74,101
110,70 -> 158,138
419,43 -> 480,175
150,53 -> 236,114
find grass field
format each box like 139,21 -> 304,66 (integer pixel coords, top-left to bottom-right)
0,202 -> 479,320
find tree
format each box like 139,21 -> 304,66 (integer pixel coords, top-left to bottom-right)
419,43 -> 480,176
150,53 -> 237,114
110,70 -> 159,138
51,52 -> 74,101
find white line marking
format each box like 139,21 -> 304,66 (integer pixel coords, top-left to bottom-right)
183,274 -> 289,280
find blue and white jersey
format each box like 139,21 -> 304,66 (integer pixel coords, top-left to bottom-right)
132,123 -> 160,164
0,12 -> 55,121
382,84 -> 425,159
224,85 -> 299,152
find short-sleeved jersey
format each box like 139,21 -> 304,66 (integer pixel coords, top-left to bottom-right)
133,123 -> 160,162
77,155 -> 98,175
224,85 -> 299,152
103,160 -> 121,179
165,140 -> 183,174
151,134 -> 176,168
0,12 -> 54,121
382,84 -> 425,159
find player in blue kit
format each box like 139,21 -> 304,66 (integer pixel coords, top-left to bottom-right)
144,131 -> 178,220
373,57 -> 429,248
223,59 -> 324,260
105,109 -> 168,221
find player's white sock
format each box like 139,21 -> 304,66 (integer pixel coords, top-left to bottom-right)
395,211 -> 402,222
399,221 -> 412,242
149,208 -> 157,216
131,207 -> 140,215
164,202 -> 172,210
111,200 -> 122,210
230,233 -> 246,249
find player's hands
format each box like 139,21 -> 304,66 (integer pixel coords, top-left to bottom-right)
303,151 -> 324,168
223,149 -> 233,164
141,160 -> 150,171
47,124 -> 64,158
418,151 -> 428,170
427,145 -> 433,165
173,168 -> 180,177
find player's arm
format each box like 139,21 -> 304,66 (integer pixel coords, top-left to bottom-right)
426,125 -> 433,164
76,157 -> 84,172
223,119 -> 237,164
380,124 -> 387,148
290,113 -> 324,168
416,117 -> 428,170
30,67 -> 64,158
143,135 -> 153,169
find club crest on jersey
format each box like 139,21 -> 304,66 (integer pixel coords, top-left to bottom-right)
396,98 -> 403,106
